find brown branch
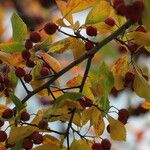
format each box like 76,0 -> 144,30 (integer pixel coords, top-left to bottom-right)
21,20 -> 133,104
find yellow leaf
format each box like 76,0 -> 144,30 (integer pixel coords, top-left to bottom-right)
142,0 -> 150,31
38,51 -> 61,72
93,118 -> 105,137
111,55 -> 129,90
127,32 -> 150,46
133,70 -> 150,101
141,102 -> 150,110
108,115 -> 126,141
85,1 -> 111,24
32,143 -> 60,150
70,140 -> 92,150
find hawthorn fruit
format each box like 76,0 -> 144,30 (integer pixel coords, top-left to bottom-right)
92,143 -> 102,150
0,130 -> 7,142
30,31 -> 41,43
135,26 -> 147,32
44,22 -> 58,35
104,17 -> 116,27
38,119 -> 48,129
22,138 -> 33,150
86,26 -> 97,36
85,41 -> 95,51
118,109 -> 129,124
116,3 -> 127,16
40,67 -> 49,76
5,139 -> 15,148
24,74 -> 32,83
2,108 -> 14,119
32,132 -> 43,144
25,39 -> 33,50
22,50 -> 31,60
15,67 -> 26,77
26,59 -> 35,68
20,111 -> 30,121
101,139 -> 111,150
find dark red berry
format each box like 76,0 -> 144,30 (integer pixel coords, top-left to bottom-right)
39,0 -> 53,8
0,120 -> 4,127
101,139 -> 111,150
116,3 -> 127,16
118,116 -> 128,124
110,87 -> 119,97
92,143 -> 102,150
24,74 -> 32,83
118,45 -> 127,54
30,31 -> 41,43
26,59 -> 35,68
2,108 -> 14,119
86,26 -> 97,36
0,59 -> 3,64
104,17 -> 116,27
4,88 -> 13,97
20,112 -> 30,121
22,138 -> 33,150
133,0 -> 144,12
112,0 -> 124,8
44,22 -> 58,35
85,42 -> 95,51
125,72 -> 135,82
118,109 -> 129,119
32,133 -> 43,144
0,130 -> 7,142
38,120 -> 48,129
22,50 -> 31,60
40,67 -> 49,76
15,67 -> 26,77
3,76 -> 12,87
79,97 -> 93,108
25,39 -> 33,50
135,26 -> 147,32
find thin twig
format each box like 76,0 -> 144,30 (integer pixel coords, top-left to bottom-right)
20,78 -> 30,94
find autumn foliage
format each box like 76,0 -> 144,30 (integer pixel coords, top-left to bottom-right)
0,0 -> 150,150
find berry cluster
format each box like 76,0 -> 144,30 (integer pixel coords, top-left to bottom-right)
113,0 -> 145,22
92,139 -> 111,150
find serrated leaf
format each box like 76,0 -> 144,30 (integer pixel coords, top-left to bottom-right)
85,1 -> 111,24
10,94 -> 24,111
70,140 -> 92,150
0,42 -> 25,53
108,115 -> 126,141
142,0 -> 150,31
133,70 -> 150,101
11,12 -> 27,42
93,118 -> 105,137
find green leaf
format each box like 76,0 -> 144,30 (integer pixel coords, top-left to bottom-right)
53,92 -> 83,107
10,94 -> 24,111
8,71 -> 18,88
11,140 -> 23,150
98,96 -> 110,111
11,12 -> 27,42
0,42 -> 25,53
85,1 -> 111,24
39,36 -> 52,49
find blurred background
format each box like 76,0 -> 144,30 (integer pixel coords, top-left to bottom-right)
0,0 -> 150,150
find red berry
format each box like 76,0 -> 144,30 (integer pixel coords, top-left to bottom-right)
0,120 -> 4,127
118,109 -> 129,124
135,26 -> 147,32
20,112 -> 30,121
25,39 -> 33,50
22,138 -> 33,150
2,108 -> 14,119
44,22 -> 58,35
118,116 -> 128,124
26,59 -> 35,68
39,0 -> 52,8
112,0 -> 124,8
92,143 -> 102,150
38,120 -> 48,129
133,0 -> 144,12
4,88 -> 13,97
32,133 -> 43,144
30,31 -> 41,43
0,59 -> 3,64
22,50 -> 31,60
24,74 -> 32,83
125,72 -> 135,82
116,3 -> 127,16
40,67 -> 49,76
118,45 -> 127,54
110,87 -> 119,97
86,26 -> 97,36
104,17 -> 116,27
15,67 -> 26,77
85,41 -> 95,51
101,139 -> 111,150
79,97 -> 93,108
0,74 -> 4,83
0,130 -> 7,142
3,76 -> 12,87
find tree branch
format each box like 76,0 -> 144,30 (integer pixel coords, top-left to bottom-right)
21,20 -> 133,104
